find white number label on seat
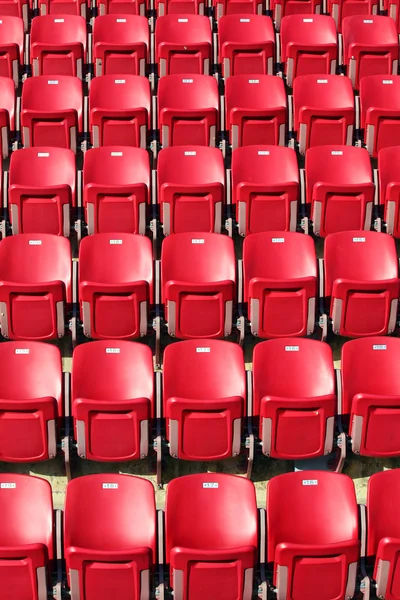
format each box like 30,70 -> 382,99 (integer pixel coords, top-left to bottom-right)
285,346 -> 299,351
192,239 -> 204,244
182,79 -> 193,83
15,349 -> 29,354
203,483 -> 218,488
29,240 -> 42,245
331,151 -> 343,155
302,480 -> 318,485
353,237 -> 366,242
1,483 -> 16,488
110,239 -> 122,244
272,238 -> 285,243
185,151 -> 196,156
196,347 -> 210,353
111,152 -> 123,156
373,345 -> 387,350
106,348 -> 120,353
103,483 -> 118,489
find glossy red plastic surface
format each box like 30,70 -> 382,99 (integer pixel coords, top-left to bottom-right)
0,75 -> 15,154
0,0 -> 29,29
213,0 -> 263,19
270,0 -> 322,29
378,146 -> 400,237
155,0 -> 200,16
0,16 -> 23,83
327,0 -> 378,32
39,0 -> 88,15
96,0 -> 146,14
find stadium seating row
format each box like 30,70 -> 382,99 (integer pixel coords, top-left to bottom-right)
1,336 -> 400,477
2,469 -> 400,600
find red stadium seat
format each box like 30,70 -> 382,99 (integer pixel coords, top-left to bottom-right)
0,341 -> 62,462
93,15 -> 149,77
155,15 -> 212,76
218,15 -> 275,78
161,232 -> 236,339
78,233 -> 153,339
0,75 -> 15,157
367,470 -> 400,600
65,474 -> 156,600
293,74 -> 355,154
324,230 -> 400,336
165,473 -> 258,600
342,16 -> 399,90
9,147 -> 76,236
72,340 -> 154,461
97,0 -> 145,13
271,0 -> 322,30
89,74 -> 150,148
21,75 -> 83,152
83,146 -> 150,235
155,0 -> 202,16
327,0 -> 378,32
280,14 -> 338,87
30,15 -> 87,78
231,145 -> 299,235
213,0 -> 263,20
386,0 -> 400,32
243,232 -> 318,338
267,471 -> 359,600
378,146 -> 400,237
163,339 -> 246,461
342,338 -> 400,456
0,0 -> 29,31
0,16 -> 23,87
225,75 -> 287,148
158,74 -> 219,147
157,145 -> 225,234
0,233 -> 72,340
0,474 -> 54,600
305,145 -> 374,237
360,75 -> 400,158
39,0 -> 87,16
253,338 -> 336,459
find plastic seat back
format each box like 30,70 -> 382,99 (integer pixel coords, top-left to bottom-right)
0,16 -> 23,86
271,0 -> 322,30
72,340 -> 154,461
280,15 -> 338,87
163,339 -> 246,460
0,75 -> 15,157
253,339 -> 336,458
324,230 -> 400,336
305,145 -> 374,237
0,0 -> 29,31
166,473 -> 258,600
158,74 -> 219,147
213,0 -> 264,20
155,0 -> 202,15
83,146 -> 150,235
97,0 -> 146,14
93,15 -> 149,76
0,474 -> 54,600
0,342 -> 62,462
342,337 -> 400,456
65,474 -> 156,600
0,233 -> 72,340
293,74 -> 355,154
39,0 -> 88,16
267,471 -> 359,600
78,232 -> 153,339
243,231 -> 317,338
89,74 -> 150,148
9,147 -> 76,236
379,146 -> 400,236
225,74 -> 287,148
161,232 -> 236,338
327,0 -> 378,32
157,145 -> 225,234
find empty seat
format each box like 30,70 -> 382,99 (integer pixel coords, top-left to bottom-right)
39,0 -> 87,16
9,147 -> 76,236
342,16 -> 398,90
267,471 -> 359,600
0,341 -> 62,462
0,75 -> 15,157
21,75 -> 83,152
0,16 -> 23,87
72,340 -> 154,461
65,474 -> 156,600
231,145 -> 299,235
305,145 -> 374,237
97,0 -> 145,14
293,74 -> 355,154
93,15 -> 149,77
225,74 -> 287,149
213,0 -> 263,19
378,145 -> 400,237
155,15 -> 212,76
324,230 -> 400,336
30,15 -> 87,78
161,232 -> 236,339
155,0 -> 202,15
243,232 -> 318,338
385,0 -> 400,32
367,470 -> 400,600
163,339 -> 246,461
327,0 -> 378,32
0,474 -> 54,600
83,146 -> 150,235
78,232 -> 153,339
157,145 -> 225,234
89,74 -> 150,148
166,473 -> 258,600
0,233 -> 72,340
280,15 -> 338,88
342,338 -> 400,456
0,0 -> 29,30
271,0 -> 322,30
253,338 -> 336,459
158,74 -> 219,147
218,15 -> 275,78
360,75 -> 400,158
